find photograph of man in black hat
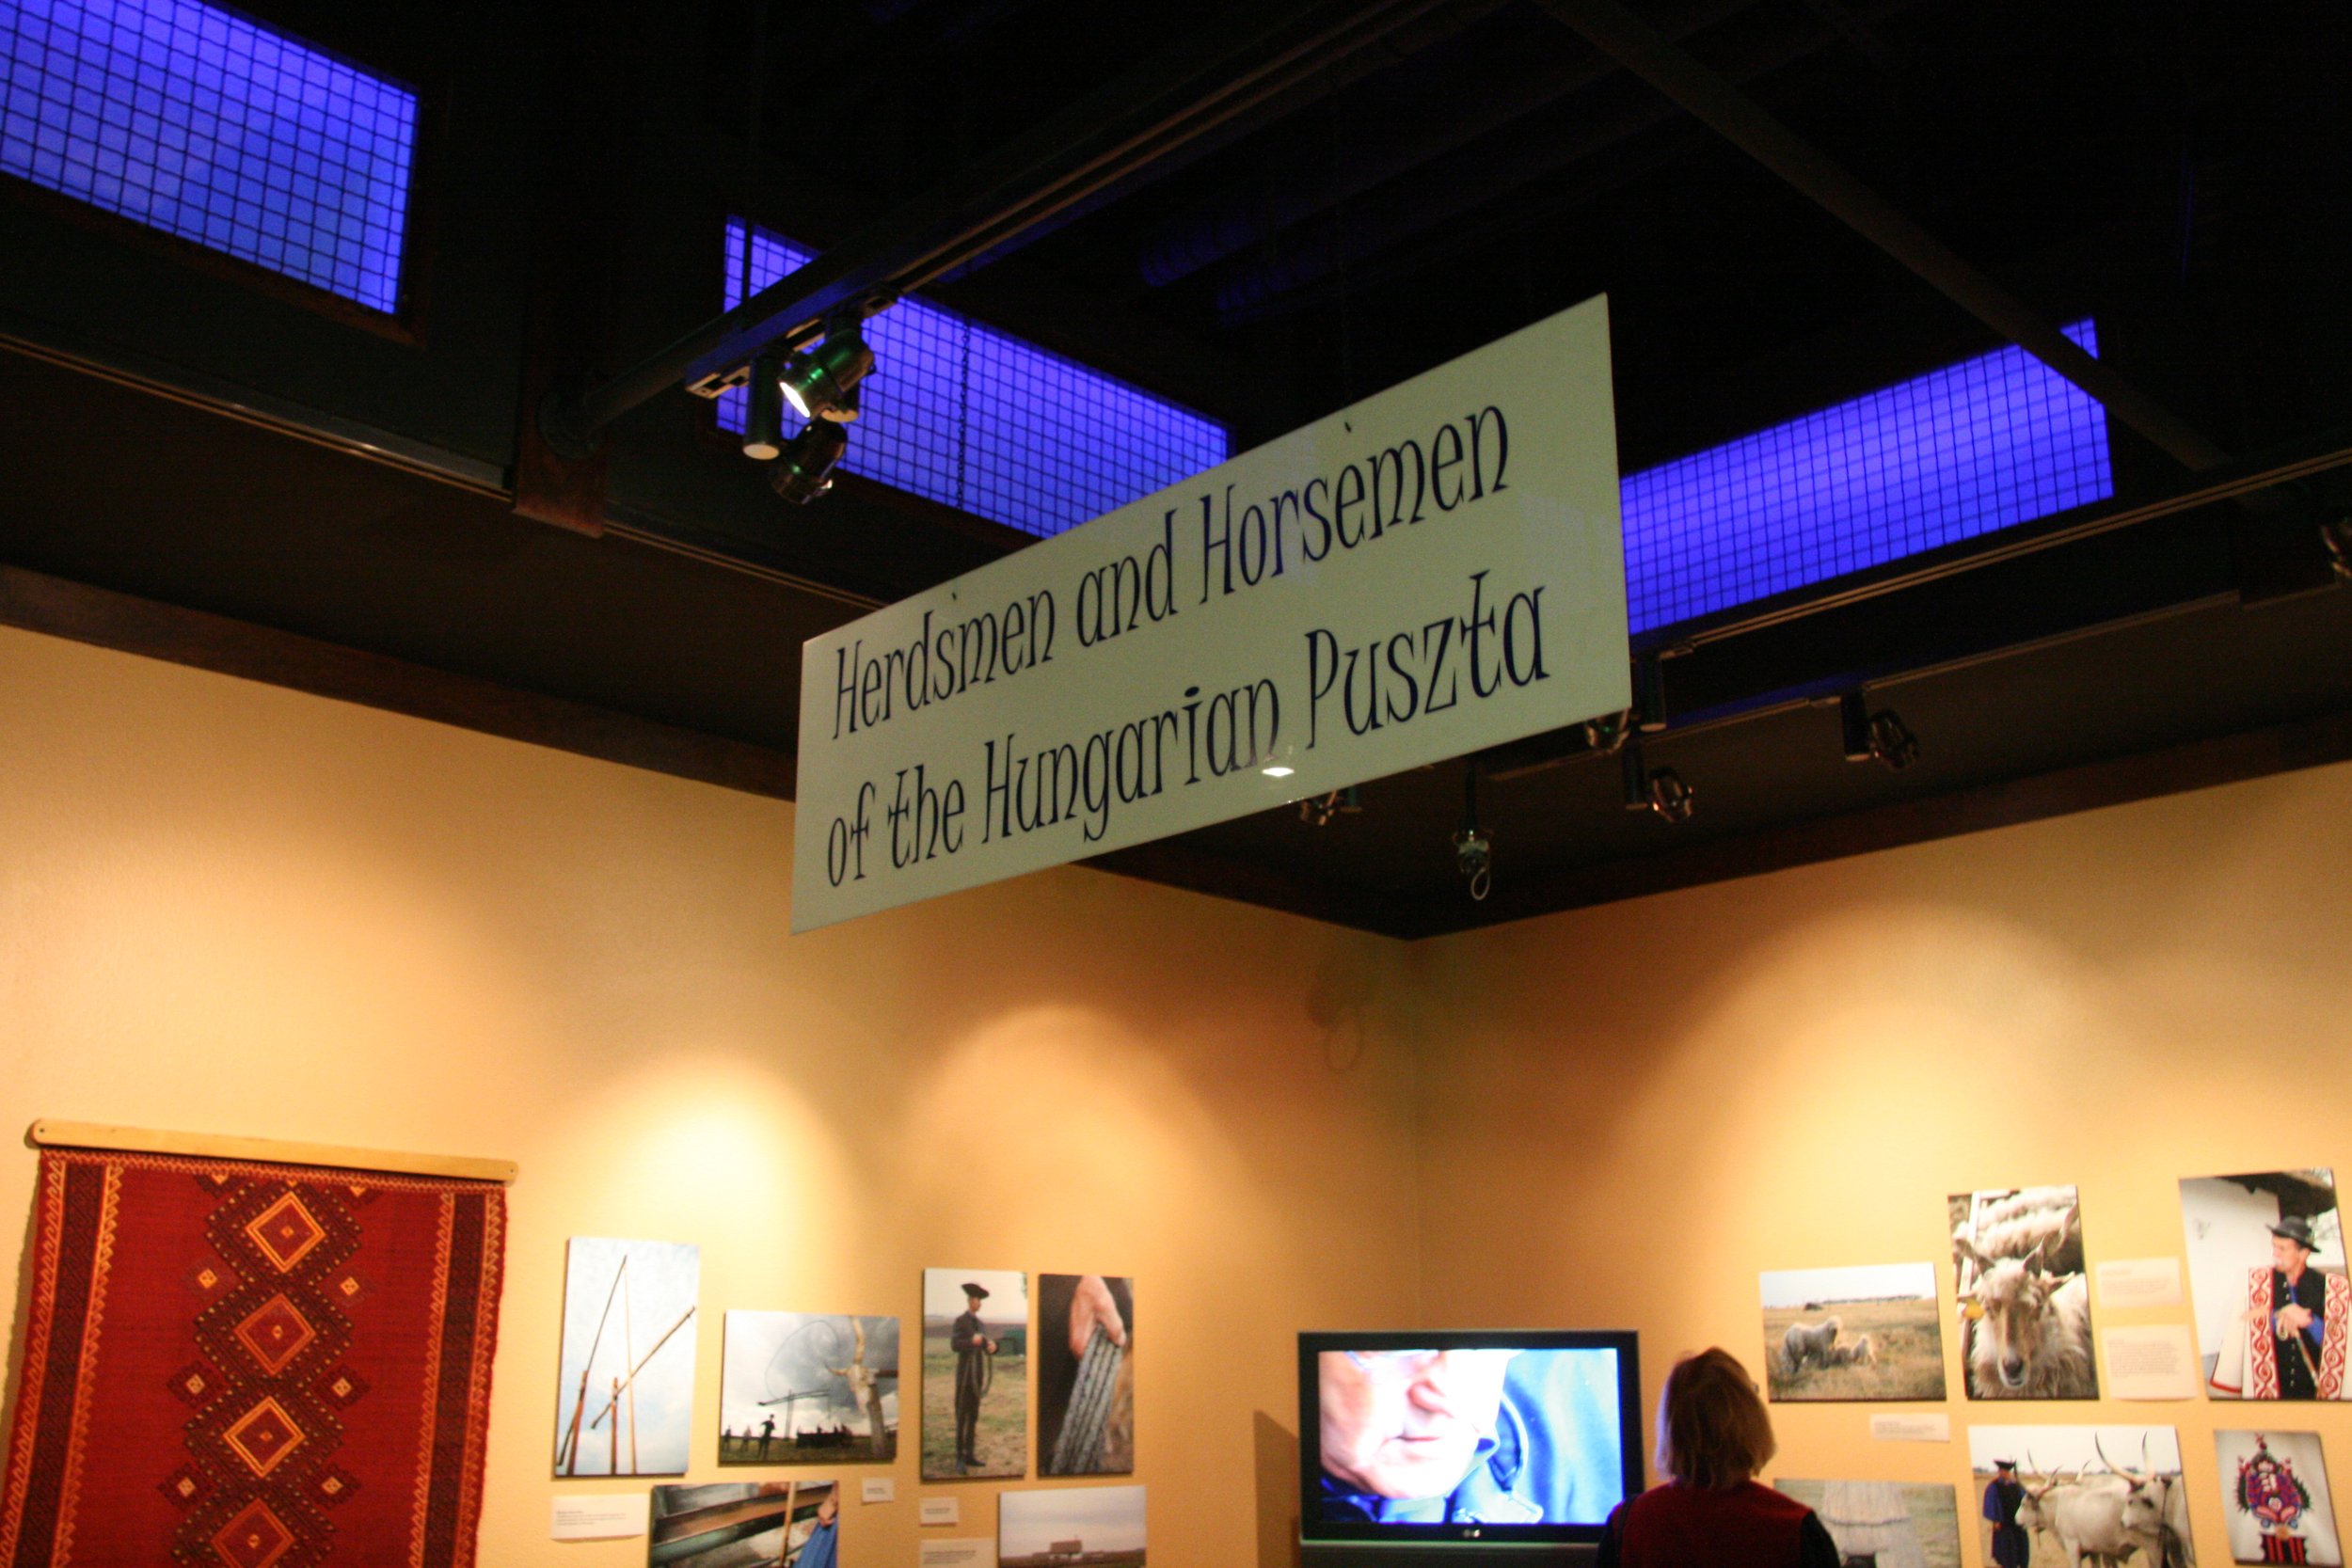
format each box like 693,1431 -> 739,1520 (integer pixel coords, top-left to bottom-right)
2183,1172 -> 2352,1402
922,1268 -> 1028,1478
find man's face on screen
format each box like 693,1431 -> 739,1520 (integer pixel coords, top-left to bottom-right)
1319,1349 -> 1517,1498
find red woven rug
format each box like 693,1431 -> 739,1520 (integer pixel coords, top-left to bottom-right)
0,1149 -> 505,1568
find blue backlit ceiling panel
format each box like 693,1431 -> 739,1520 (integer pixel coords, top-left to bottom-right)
723,216 -> 2109,628
1,0 -> 418,312
1621,320 -> 2112,632
722,219 -> 1231,539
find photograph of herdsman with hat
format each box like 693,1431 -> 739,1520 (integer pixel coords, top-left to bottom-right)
2183,1171 -> 2352,1401
921,1268 -> 1029,1479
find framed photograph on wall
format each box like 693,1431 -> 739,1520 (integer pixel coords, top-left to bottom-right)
721,1311 -> 899,1464
1948,1185 -> 2097,1400
2181,1170 -> 2349,1401
921,1268 -> 1027,1481
553,1237 -> 700,1477
1038,1273 -> 1134,1474
1760,1263 -> 1946,1402
1774,1481 -> 1959,1568
2217,1430 -> 2341,1564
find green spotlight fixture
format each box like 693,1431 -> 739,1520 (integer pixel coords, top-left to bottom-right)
779,328 -> 874,422
771,420 -> 848,504
741,351 -> 787,461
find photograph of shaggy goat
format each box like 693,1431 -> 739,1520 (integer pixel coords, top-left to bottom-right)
1949,1185 -> 2099,1400
1760,1263 -> 1947,1402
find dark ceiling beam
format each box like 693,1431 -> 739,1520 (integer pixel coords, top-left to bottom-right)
934,0 -> 1515,282
1211,0 -> 1907,324
542,0 -> 1459,451
1532,0 -> 2233,474
1136,0 -> 1763,290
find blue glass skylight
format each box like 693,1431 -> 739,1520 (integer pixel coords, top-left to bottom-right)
0,0 -> 419,312
1622,321 -> 2113,633
721,219 -> 1231,539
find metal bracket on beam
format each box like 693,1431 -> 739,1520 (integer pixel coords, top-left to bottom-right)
537,0 -> 1456,457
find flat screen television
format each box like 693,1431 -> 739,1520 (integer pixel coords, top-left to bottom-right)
1297,1330 -> 1643,1563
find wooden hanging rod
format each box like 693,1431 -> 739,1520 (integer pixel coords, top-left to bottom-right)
27,1120 -> 517,1185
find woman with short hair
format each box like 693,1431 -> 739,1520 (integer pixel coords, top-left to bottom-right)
1596,1348 -> 1839,1568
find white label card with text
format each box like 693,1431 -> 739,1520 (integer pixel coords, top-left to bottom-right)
919,1497 -> 961,1527
2095,1257 -> 2185,1307
919,1540 -> 993,1567
1869,1414 -> 1951,1443
792,296 -> 1627,930
548,1494 -> 646,1540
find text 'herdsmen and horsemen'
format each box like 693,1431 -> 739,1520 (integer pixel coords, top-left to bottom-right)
792,294 -> 1629,931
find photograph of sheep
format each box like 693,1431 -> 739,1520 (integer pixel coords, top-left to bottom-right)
1760,1263 -> 1947,1402
2181,1169 -> 2350,1401
1775,1481 -> 1960,1568
1969,1425 -> 2193,1567
2217,1430 -> 2342,1565
1948,1184 -> 2097,1400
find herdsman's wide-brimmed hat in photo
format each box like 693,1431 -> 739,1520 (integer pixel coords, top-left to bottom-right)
1993,1460 -> 2019,1474
2270,1216 -> 2321,1251
962,1282 -> 992,1299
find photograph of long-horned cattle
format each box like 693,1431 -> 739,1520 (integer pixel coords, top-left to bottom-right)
921,1268 -> 1028,1481
1971,1425 -> 2195,1568
2216,1429 -> 2343,1565
648,1480 -> 840,1568
1761,1263 -> 1947,1402
720,1311 -> 899,1465
1949,1185 -> 2097,1400
1775,1481 -> 1961,1568
2181,1169 -> 2351,1401
999,1483 -> 1146,1568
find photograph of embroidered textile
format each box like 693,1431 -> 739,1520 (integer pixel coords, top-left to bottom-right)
999,1483 -> 1146,1567
1038,1273 -> 1135,1474
1774,1481 -> 1960,1568
649,1480 -> 839,1568
920,1268 -> 1028,1481
554,1236 -> 702,1477
2217,1430 -> 2342,1565
1968,1425 -> 2194,1568
1948,1185 -> 2098,1400
2182,1171 -> 2349,1401
720,1311 -> 899,1465
1759,1263 -> 1946,1402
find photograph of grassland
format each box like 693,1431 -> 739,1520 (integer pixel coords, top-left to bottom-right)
1761,1262 -> 1947,1402
999,1483 -> 1146,1567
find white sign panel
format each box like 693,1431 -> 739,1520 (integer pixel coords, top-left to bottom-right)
792,294 -> 1628,930
548,1494 -> 646,1540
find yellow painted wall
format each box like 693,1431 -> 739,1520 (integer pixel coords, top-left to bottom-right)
9,615 -> 2352,1568
0,625 -> 1423,1566
1415,755 -> 2352,1566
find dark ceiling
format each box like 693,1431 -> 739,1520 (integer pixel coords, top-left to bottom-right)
1,0 -> 2347,938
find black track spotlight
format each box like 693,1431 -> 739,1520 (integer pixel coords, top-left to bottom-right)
1298,786 -> 1361,827
770,420 -> 848,505
2324,513 -> 2352,583
1454,767 -> 1492,900
741,351 -> 787,461
779,328 -> 874,422
1621,741 -> 1695,823
1839,690 -> 1920,771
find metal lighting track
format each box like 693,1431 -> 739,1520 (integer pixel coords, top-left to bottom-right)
544,0 -> 1457,450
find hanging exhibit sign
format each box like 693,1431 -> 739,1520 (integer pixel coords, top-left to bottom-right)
791,293 -> 1628,931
